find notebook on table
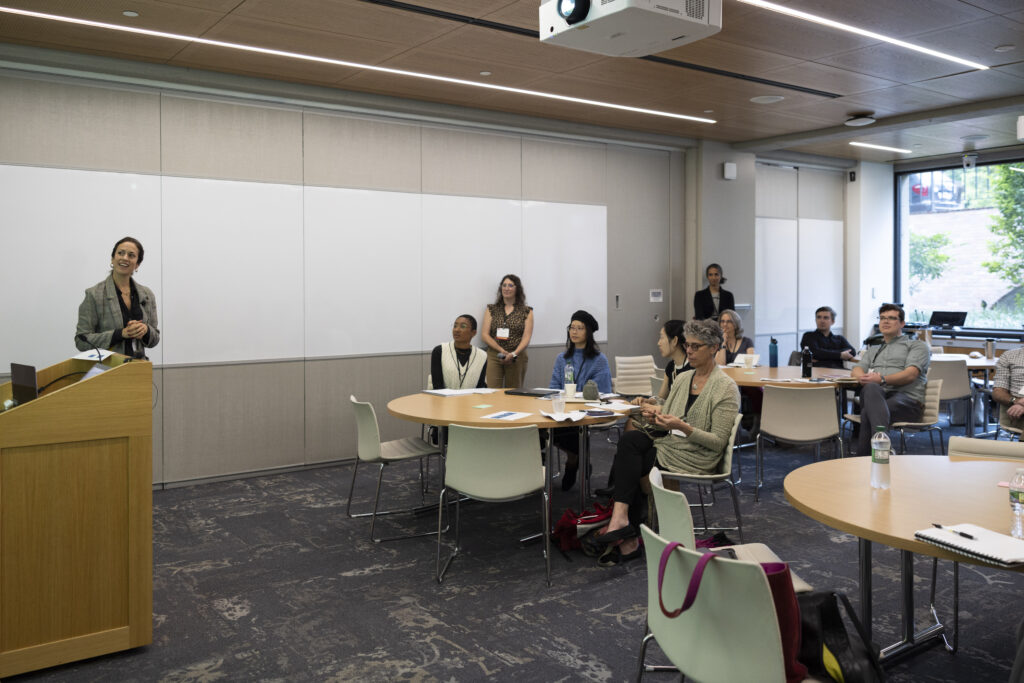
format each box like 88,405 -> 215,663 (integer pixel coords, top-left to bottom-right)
914,523 -> 1024,567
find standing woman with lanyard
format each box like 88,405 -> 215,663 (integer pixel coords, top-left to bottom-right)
693,263 -> 735,322
481,274 -> 534,388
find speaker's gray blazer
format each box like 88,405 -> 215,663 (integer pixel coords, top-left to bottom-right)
75,274 -> 160,353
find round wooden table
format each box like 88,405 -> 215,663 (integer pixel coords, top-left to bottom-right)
720,365 -> 852,388
785,455 -> 1024,663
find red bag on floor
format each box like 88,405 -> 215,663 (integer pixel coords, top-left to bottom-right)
551,501 -> 613,551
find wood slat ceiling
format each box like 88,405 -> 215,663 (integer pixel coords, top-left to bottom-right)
0,0 -> 1022,163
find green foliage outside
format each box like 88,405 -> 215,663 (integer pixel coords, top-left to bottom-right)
983,165 -> 1024,289
908,232 -> 950,295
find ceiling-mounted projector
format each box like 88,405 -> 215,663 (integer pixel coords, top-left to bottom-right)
539,0 -> 722,58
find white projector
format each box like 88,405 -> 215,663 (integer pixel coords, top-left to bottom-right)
539,0 -> 722,58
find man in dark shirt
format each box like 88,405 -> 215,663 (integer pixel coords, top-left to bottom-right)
800,306 -> 855,369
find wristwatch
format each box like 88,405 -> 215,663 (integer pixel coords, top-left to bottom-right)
880,376 -> 887,387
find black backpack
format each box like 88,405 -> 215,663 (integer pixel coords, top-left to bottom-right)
797,591 -> 885,683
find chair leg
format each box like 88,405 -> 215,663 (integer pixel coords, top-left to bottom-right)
899,429 -> 908,454
369,463 -> 385,541
436,487 -> 460,583
695,485 -> 710,535
728,481 -> 744,544
542,489 -> 551,586
937,427 -> 945,455
345,458 -> 362,518
754,434 -> 763,502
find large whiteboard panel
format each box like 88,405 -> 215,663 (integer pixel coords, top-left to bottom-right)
0,165 -> 162,369
798,219 -> 844,329
523,201 -> 607,343
755,217 -> 798,334
304,187 -> 422,357
420,195 -> 523,350
161,177 -> 304,364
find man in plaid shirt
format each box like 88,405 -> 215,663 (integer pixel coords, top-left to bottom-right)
993,346 -> 1024,432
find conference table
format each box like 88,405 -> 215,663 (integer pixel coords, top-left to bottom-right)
387,389 -> 626,514
785,455 -> 1024,664
720,364 -> 853,387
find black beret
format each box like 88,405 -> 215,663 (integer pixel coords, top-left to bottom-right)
571,310 -> 599,333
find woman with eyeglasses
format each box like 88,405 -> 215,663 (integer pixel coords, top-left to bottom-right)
430,314 -> 487,390
548,310 -> 612,491
714,309 -> 754,366
481,274 -> 534,388
593,319 -> 739,566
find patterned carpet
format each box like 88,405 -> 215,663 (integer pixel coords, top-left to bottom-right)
8,419 -> 1023,682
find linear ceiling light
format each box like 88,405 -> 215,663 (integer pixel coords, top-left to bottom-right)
849,141 -> 912,154
0,6 -> 716,124
736,0 -> 989,71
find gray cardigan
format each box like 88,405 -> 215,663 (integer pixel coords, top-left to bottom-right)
654,365 -> 740,474
75,274 -> 160,354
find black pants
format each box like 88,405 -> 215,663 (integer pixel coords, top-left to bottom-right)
611,431 -> 659,528
857,383 -> 923,455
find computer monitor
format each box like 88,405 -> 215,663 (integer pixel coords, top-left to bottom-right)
928,311 -> 967,328
10,363 -> 38,405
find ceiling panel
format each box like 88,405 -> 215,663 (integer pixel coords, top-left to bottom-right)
913,68 -> 1024,100
417,24 -> 603,73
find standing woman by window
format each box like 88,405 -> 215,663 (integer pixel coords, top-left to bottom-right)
693,263 -> 735,322
75,236 -> 160,359
481,274 -> 534,388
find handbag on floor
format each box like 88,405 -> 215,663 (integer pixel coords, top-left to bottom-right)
551,501 -> 613,552
658,541 -> 807,683
797,590 -> 884,683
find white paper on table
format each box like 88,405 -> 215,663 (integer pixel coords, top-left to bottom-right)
482,411 -> 532,421
423,388 -> 497,397
588,400 -> 633,411
73,349 -> 114,361
540,410 -> 587,422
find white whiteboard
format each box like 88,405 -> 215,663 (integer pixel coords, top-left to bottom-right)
798,218 -> 844,329
304,187 -> 423,356
755,217 -> 798,335
161,176 -> 304,364
0,164 -> 163,369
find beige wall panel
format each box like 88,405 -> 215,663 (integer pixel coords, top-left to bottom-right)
303,113 -> 422,192
0,76 -> 160,173
304,354 -> 428,465
421,127 -> 521,198
160,95 -> 303,184
153,367 -> 163,485
162,362 -> 304,482
522,138 -> 607,204
604,145 -> 672,360
798,168 -> 845,221
755,165 -> 798,219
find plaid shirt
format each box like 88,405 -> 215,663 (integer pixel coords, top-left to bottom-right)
995,347 -> 1024,398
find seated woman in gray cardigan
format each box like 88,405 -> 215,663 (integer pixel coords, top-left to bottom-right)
593,319 -> 739,566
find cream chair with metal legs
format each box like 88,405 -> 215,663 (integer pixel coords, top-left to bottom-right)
636,525 -> 788,683
613,355 -> 658,396
436,424 -> 550,585
843,379 -> 944,455
653,414 -> 744,543
347,395 -> 441,542
756,385 -> 842,502
928,359 -> 974,436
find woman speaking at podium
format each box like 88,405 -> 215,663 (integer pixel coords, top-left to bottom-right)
75,236 -> 160,359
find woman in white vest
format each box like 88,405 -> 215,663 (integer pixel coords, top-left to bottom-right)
430,314 -> 487,390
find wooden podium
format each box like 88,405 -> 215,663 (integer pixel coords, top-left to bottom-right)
0,354 -> 152,677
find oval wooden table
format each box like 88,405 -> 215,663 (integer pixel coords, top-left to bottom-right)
785,455 -> 1024,663
388,390 -> 626,512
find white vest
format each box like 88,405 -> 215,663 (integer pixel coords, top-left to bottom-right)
437,342 -> 486,389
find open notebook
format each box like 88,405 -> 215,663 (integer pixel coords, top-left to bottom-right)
914,523 -> 1024,567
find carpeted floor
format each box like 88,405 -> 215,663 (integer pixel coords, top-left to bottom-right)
9,418 -> 1023,683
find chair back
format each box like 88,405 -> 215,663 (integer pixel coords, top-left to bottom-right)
350,395 -> 383,463
445,424 -> 543,501
760,385 -> 839,442
919,379 -> 943,425
948,435 -> 1024,459
427,373 -> 433,390
649,467 -> 696,547
787,350 -> 802,366
650,375 -> 662,396
719,412 -> 743,476
927,360 -> 971,400
613,355 -> 658,395
640,525 -> 786,683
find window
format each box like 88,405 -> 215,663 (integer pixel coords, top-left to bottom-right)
895,162 -> 1024,329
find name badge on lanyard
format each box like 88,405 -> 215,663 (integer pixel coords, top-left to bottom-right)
496,327 -> 510,340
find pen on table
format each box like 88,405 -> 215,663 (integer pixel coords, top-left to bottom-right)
932,523 -> 976,540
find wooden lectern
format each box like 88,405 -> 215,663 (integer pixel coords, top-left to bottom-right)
0,354 -> 152,677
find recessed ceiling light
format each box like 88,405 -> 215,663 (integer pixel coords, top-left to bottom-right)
122,10 -> 138,17
750,95 -> 785,104
479,71 -> 491,76
704,109 -> 714,114
960,134 -> 989,142
844,115 -> 876,127
994,45 -> 1015,53
0,6 -> 717,125
736,0 -> 988,71
850,141 -> 912,154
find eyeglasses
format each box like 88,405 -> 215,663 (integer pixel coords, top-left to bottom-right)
567,325 -> 587,332
878,315 -> 901,322
684,342 -> 707,351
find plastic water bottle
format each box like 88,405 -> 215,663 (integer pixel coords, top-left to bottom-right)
564,363 -> 574,385
769,338 -> 778,368
801,346 -> 813,378
1010,469 -> 1024,539
870,427 -> 891,490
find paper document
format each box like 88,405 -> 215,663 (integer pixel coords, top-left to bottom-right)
540,410 -> 587,422
422,388 -> 496,397
914,523 -> 1024,567
73,349 -> 114,361
482,411 -> 532,421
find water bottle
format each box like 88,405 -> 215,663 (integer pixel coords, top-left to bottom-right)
564,363 -> 574,385
1011,468 -> 1024,539
769,338 -> 778,368
870,427 -> 891,490
801,346 -> 813,378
